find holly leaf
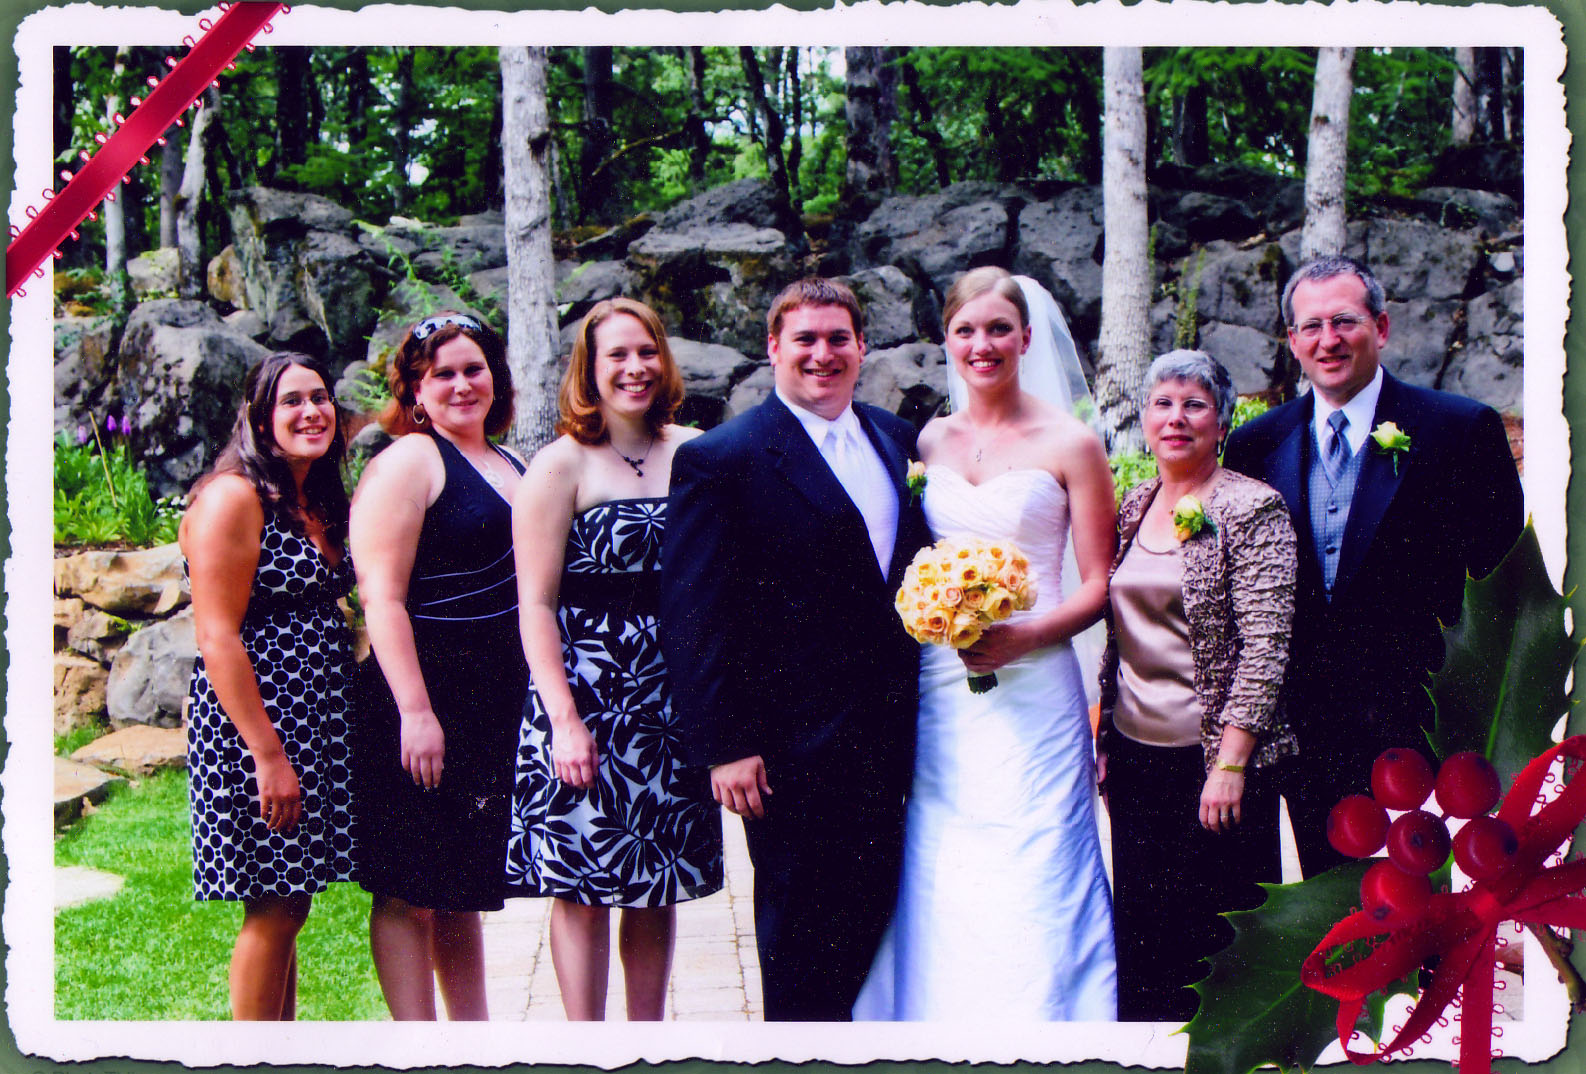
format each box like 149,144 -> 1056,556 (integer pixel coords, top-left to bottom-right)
1427,524 -> 1579,782
1184,861 -> 1417,1074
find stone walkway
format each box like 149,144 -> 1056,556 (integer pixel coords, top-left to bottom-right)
481,808 -> 762,1020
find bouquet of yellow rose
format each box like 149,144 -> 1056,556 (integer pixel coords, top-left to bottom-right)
894,537 -> 1038,693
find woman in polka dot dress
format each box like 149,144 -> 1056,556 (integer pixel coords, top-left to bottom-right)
182,352 -> 355,1020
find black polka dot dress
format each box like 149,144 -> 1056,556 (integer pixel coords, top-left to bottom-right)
187,512 -> 356,901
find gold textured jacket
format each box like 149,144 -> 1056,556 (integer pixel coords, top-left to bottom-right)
1098,468 -> 1300,773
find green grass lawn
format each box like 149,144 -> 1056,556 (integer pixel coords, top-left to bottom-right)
54,767 -> 387,1020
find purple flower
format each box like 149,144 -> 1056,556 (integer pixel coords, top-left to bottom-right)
75,424 -> 89,445
103,414 -> 118,435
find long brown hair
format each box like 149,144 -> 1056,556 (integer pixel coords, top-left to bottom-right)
557,299 -> 684,445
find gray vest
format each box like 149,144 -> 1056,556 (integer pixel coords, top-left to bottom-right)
1308,425 -> 1367,596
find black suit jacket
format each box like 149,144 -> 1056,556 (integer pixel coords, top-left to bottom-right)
1222,373 -> 1523,753
659,395 -> 933,799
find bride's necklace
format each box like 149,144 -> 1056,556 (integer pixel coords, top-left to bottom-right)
609,434 -> 654,477
970,419 -> 1022,464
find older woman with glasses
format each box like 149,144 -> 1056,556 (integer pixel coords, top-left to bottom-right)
350,312 -> 526,1020
1097,350 -> 1298,1023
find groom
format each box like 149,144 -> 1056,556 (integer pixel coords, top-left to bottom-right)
1223,255 -> 1523,877
659,277 -> 932,1020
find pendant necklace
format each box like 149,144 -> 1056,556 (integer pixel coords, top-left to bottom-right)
611,435 -> 654,477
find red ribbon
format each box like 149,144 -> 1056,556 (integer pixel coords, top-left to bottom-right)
1302,736 -> 1586,1074
6,2 -> 285,297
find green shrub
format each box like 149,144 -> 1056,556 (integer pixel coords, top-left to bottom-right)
55,426 -> 182,548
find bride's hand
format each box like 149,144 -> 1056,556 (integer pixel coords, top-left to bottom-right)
959,621 -> 1037,674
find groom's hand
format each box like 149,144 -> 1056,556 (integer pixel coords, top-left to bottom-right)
711,755 -> 772,818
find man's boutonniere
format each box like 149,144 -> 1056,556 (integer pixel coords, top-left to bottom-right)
1370,421 -> 1411,475
1171,495 -> 1214,543
906,460 -> 927,503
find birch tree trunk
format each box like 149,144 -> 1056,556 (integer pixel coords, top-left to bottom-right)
1451,47 -> 1476,146
500,46 -> 562,454
104,46 -> 130,314
158,130 -> 182,248
843,46 -> 896,207
175,86 -> 220,299
1095,47 -> 1151,454
1300,47 -> 1355,262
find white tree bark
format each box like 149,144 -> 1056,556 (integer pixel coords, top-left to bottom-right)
1096,47 -> 1151,454
174,86 -> 219,300
1451,46 -> 1476,146
500,46 -> 563,454
104,46 -> 130,312
1301,47 -> 1355,263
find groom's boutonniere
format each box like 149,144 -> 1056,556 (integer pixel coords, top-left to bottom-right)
1370,421 -> 1411,475
906,460 -> 927,503
1171,495 -> 1213,543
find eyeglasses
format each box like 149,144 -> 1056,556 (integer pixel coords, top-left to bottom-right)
277,390 -> 335,409
413,313 -> 483,340
1292,313 -> 1373,340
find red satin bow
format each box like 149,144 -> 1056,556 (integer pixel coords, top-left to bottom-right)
1302,736 -> 1586,1074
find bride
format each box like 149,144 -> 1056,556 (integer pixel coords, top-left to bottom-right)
855,266 -> 1118,1020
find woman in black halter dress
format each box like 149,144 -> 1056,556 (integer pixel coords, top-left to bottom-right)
350,313 -> 525,1020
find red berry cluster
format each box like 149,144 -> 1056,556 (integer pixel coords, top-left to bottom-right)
1326,748 -> 1516,925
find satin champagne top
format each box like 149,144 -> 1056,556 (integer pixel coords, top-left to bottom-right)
1110,536 -> 1203,747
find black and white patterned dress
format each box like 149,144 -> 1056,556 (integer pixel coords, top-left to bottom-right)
187,512 -> 356,901
505,498 -> 723,907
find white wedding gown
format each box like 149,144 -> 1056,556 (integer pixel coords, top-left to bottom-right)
854,465 -> 1117,1021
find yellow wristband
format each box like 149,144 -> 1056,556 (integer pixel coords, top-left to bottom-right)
1215,760 -> 1246,774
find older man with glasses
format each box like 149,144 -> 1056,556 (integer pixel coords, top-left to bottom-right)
1223,254 -> 1523,878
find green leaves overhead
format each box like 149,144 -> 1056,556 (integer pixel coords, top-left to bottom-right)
1428,523 -> 1578,782
1184,862 -> 1414,1074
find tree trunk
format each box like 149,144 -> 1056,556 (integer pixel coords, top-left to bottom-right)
1451,46 -> 1476,145
1504,47 -> 1523,143
345,49 -> 370,148
685,47 -> 709,187
158,128 -> 183,248
785,47 -> 804,202
898,51 -> 950,189
842,46 -> 897,208
1300,47 -> 1355,262
579,46 -> 618,225
1473,47 -> 1505,141
391,49 -> 416,212
1172,85 -> 1209,166
54,46 -> 73,167
500,46 -> 563,454
274,47 -> 310,185
104,46 -> 131,314
1097,47 -> 1151,454
175,87 -> 221,299
739,46 -> 801,234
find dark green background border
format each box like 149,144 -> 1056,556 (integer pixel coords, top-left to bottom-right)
2,1 -> 1581,1070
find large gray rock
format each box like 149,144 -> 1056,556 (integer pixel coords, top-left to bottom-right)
229,186 -> 385,362
54,654 -> 108,736
106,611 -> 195,728
364,282 -> 481,366
556,259 -> 637,308
1193,241 -> 1287,334
1013,187 -> 1104,342
1159,191 -> 1261,244
668,337 -> 757,401
1446,279 -> 1522,414
1197,322 -> 1283,394
127,248 -> 180,298
725,364 -> 776,419
1415,187 -> 1520,236
207,244 -> 247,307
855,343 -> 948,425
655,178 -> 789,232
854,182 -> 1019,295
1362,219 -> 1480,302
845,265 -> 922,350
630,222 -> 799,355
54,315 -> 117,422
110,301 -> 269,495
1382,298 -> 1463,387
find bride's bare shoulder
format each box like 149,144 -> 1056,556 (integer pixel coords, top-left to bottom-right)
918,412 -> 964,459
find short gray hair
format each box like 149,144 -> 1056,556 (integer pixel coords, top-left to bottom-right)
1281,255 -> 1385,326
1144,350 -> 1236,429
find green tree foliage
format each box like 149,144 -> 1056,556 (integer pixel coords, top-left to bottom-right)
53,44 -> 1502,271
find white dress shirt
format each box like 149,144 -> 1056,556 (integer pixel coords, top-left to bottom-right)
777,389 -> 898,577
1311,366 -> 1385,458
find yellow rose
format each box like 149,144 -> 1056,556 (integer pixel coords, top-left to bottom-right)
941,585 -> 965,607
984,587 -> 1016,619
961,586 -> 988,611
916,560 -> 939,584
924,609 -> 950,636
956,562 -> 982,585
948,614 -> 983,649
